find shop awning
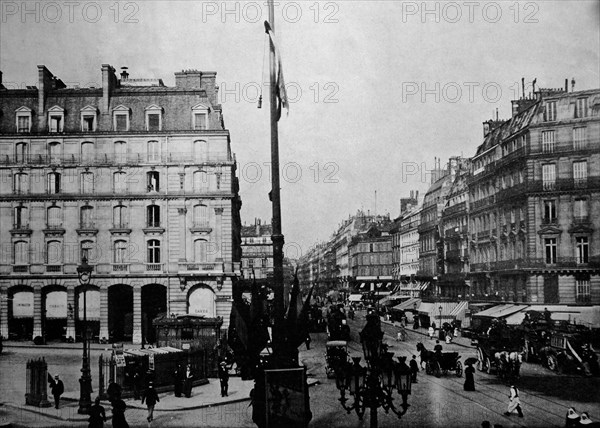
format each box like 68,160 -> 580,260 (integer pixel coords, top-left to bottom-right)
473,304 -> 525,319
348,294 -> 364,302
450,301 -> 469,319
391,298 -> 421,311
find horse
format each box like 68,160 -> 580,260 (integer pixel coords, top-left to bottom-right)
417,342 -> 434,370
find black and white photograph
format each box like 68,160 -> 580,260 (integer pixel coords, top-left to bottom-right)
0,1 -> 599,427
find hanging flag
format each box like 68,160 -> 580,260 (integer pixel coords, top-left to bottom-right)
264,20 -> 289,121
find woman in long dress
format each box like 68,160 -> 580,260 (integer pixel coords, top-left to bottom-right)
464,363 -> 475,391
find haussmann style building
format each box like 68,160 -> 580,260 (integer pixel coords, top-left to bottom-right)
0,64 -> 242,344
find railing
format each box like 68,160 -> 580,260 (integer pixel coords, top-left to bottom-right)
573,216 -> 590,224
528,177 -> 600,193
179,262 -> 224,272
530,140 -> 598,156
145,263 -> 163,272
13,265 -> 29,273
79,222 -> 97,229
46,265 -> 62,273
497,146 -> 528,166
495,182 -> 528,203
470,195 -> 496,211
112,264 -> 129,272
0,151 -> 234,166
444,201 -> 467,217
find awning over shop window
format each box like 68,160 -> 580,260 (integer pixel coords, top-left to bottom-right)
472,304 -> 525,319
391,298 -> 421,311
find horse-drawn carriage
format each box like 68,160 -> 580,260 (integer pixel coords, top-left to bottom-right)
475,330 -> 522,381
417,342 -> 463,377
325,340 -> 350,379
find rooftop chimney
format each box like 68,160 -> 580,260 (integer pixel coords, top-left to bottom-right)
120,67 -> 129,80
571,78 -> 576,92
101,64 -> 117,114
565,79 -> 569,92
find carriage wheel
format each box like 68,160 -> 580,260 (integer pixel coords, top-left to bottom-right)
486,357 -> 492,374
456,361 -> 463,377
476,349 -> 484,371
547,354 -> 558,372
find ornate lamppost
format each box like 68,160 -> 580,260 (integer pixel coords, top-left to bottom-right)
335,313 -> 411,427
77,257 -> 93,414
438,305 -> 444,340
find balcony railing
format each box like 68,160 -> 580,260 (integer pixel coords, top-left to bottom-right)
46,265 -> 62,273
0,151 -> 234,166
112,264 -> 129,272
531,140 -> 597,156
470,195 -> 496,211
443,201 -> 467,217
13,265 -> 29,273
145,263 -> 163,272
179,262 -> 224,273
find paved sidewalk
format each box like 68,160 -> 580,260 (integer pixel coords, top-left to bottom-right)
3,376 -> 319,424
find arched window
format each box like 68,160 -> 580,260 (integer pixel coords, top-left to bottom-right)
147,240 -> 161,263
13,172 -> 28,194
46,240 -> 62,264
113,171 -> 126,193
14,241 -> 29,265
15,142 -> 28,163
113,205 -> 127,228
80,206 -> 93,228
193,140 -> 208,162
81,142 -> 94,163
114,240 -> 128,263
81,172 -> 94,194
146,171 -> 159,192
47,206 -> 62,228
147,140 -> 159,162
193,171 -> 209,192
194,239 -> 208,262
47,172 -> 61,194
14,206 -> 28,229
193,204 -> 209,227
114,141 -> 127,163
48,142 -> 61,163
147,205 -> 160,227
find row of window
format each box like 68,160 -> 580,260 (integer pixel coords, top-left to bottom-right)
13,104 -> 210,133
12,203 -> 211,230
541,127 -> 588,152
11,238 -> 213,265
241,258 -> 269,268
544,97 -> 589,122
541,160 -> 588,187
11,169 -> 221,194
471,236 -> 590,265
11,139 -> 213,163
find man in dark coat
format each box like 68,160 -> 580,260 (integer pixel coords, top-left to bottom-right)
218,360 -> 230,397
49,375 -> 64,409
409,355 -> 419,383
173,364 -> 183,397
141,381 -> 160,423
183,364 -> 194,398
88,396 -> 106,428
464,363 -> 475,391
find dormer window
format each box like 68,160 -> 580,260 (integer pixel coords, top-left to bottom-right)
80,106 -> 98,132
16,106 -> 32,133
192,103 -> 210,131
545,101 -> 557,122
145,105 -> 163,131
113,105 -> 131,132
48,106 -> 65,133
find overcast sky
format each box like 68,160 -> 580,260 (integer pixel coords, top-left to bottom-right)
1,0 -> 599,257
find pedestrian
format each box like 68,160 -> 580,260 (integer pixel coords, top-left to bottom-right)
132,364 -> 142,400
566,407 -> 580,427
183,364 -> 194,398
49,374 -> 64,409
141,381 -> 160,423
409,355 -> 419,383
464,363 -> 475,391
445,330 -> 452,344
434,340 -> 443,354
218,360 -> 230,397
88,396 -> 106,428
111,395 -> 129,428
428,326 -> 435,339
173,364 -> 183,397
504,384 -> 524,417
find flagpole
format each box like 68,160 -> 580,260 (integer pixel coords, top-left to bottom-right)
267,0 -> 287,364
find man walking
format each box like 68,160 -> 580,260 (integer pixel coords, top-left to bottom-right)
218,360 -> 230,397
50,375 -> 64,409
141,382 -> 160,423
409,355 -> 419,383
504,384 -> 524,417
88,396 -> 106,428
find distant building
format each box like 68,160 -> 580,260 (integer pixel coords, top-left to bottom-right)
0,65 -> 242,344
349,222 -> 393,293
240,219 -> 273,285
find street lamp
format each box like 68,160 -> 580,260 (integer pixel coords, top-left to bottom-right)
438,305 -> 444,340
335,313 -> 411,427
77,256 -> 93,415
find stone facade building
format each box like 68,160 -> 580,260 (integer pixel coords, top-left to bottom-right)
0,64 -> 242,344
240,219 -> 273,285
468,87 -> 600,304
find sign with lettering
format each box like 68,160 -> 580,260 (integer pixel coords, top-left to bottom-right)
12,291 -> 33,318
45,291 -> 67,319
188,287 -> 216,317
115,355 -> 126,367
